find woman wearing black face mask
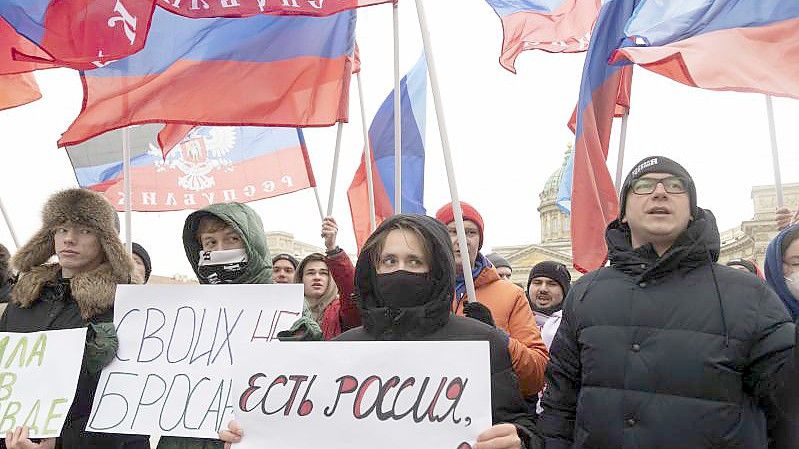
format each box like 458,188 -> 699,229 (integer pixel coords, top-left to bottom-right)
339,215 -> 542,449
219,214 -> 541,449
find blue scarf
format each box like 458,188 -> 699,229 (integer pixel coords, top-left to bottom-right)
455,253 -> 488,303
764,224 -> 799,320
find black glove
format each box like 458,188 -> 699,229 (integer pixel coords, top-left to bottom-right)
464,301 -> 495,327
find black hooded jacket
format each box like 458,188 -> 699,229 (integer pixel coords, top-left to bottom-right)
335,214 -> 542,448
538,208 -> 798,449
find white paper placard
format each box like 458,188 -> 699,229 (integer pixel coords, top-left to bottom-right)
233,341 -> 492,449
87,284 -> 303,438
0,328 -> 87,438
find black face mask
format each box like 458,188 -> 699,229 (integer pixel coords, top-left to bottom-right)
374,270 -> 435,308
197,249 -> 248,284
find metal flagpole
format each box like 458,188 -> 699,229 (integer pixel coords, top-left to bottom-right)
326,122 -> 344,217
765,95 -> 784,208
0,196 -> 20,249
393,2 -> 402,214
614,112 -> 629,193
414,0 -> 477,303
313,187 -> 325,220
357,72 -> 377,231
122,127 -> 133,255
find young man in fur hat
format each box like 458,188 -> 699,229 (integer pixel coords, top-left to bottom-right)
1,188 -> 149,449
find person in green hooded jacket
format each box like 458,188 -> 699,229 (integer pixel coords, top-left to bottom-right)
156,202 -> 321,449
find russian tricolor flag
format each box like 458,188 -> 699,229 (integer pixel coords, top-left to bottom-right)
612,0 -> 799,99
57,6 -> 355,147
568,0 -> 635,273
348,55 -> 428,249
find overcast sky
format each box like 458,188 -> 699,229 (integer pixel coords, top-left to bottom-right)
1,0 -> 797,277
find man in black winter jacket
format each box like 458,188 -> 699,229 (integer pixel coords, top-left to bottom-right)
538,156 -> 798,449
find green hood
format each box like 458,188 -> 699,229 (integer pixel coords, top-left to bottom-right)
182,203 -> 272,284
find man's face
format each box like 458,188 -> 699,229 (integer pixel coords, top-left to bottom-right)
302,260 -> 330,300
528,276 -> 564,310
447,220 -> 480,274
623,172 -> 691,253
199,227 -> 244,252
132,253 -> 148,284
496,266 -> 512,280
272,259 -> 296,284
54,223 -> 105,277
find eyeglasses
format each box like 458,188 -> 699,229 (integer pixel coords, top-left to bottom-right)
631,176 -> 688,195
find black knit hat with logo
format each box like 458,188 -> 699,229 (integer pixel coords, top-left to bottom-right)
619,156 -> 697,219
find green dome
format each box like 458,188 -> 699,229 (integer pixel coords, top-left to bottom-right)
540,146 -> 573,203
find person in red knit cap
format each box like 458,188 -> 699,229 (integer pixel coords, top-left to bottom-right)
435,201 -> 549,399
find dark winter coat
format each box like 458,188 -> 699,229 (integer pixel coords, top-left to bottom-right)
0,265 -> 149,449
0,188 -> 148,449
160,203 -> 321,449
337,214 -> 542,449
538,209 -> 798,449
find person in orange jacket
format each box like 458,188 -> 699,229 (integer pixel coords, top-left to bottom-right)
435,201 -> 549,398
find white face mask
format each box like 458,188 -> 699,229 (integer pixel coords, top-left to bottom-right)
785,272 -> 799,298
197,248 -> 248,284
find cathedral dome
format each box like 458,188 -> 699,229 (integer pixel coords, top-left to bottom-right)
540,146 -> 572,204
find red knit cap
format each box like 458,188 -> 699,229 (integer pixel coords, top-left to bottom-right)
434,201 -> 484,249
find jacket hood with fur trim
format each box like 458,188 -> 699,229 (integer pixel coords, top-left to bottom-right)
9,188 -> 136,319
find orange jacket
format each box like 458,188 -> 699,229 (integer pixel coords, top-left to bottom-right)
452,265 -> 549,397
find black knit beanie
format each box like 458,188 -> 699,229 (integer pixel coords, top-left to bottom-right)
527,261 -> 571,297
272,253 -> 299,269
131,242 -> 152,282
619,156 -> 697,219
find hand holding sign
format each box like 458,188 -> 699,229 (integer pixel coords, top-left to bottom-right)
5,426 -> 56,449
474,424 -> 522,449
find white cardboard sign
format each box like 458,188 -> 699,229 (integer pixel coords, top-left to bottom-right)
87,284 -> 303,438
0,328 -> 87,438
233,341 -> 492,449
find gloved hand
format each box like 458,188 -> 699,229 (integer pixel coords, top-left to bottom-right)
277,316 -> 323,341
464,301 -> 495,327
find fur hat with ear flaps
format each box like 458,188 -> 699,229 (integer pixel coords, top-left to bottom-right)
10,188 -> 136,320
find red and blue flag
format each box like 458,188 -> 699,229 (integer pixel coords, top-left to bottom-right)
0,18 -> 52,75
58,7 -> 356,147
611,0 -> 799,99
66,125 -> 317,212
162,0 -> 392,18
485,0 -> 601,72
0,0 -> 156,69
348,55 -> 427,249
569,0 -> 635,273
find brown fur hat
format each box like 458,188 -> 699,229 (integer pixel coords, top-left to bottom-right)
10,189 -> 135,319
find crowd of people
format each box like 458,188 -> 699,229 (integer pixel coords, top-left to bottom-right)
0,155 -> 798,449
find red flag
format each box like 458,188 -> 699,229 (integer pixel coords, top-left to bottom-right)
0,18 -> 51,75
347,149 -> 393,251
0,72 -> 41,110
567,65 -> 631,133
161,0 -> 392,18
0,1 -> 156,69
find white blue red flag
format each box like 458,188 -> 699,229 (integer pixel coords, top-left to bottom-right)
484,0 -> 601,72
57,7 -> 355,147
66,125 -> 317,212
162,0 -> 392,18
611,0 -> 799,99
348,55 -> 427,249
0,0 -> 156,69
568,0 -> 635,273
